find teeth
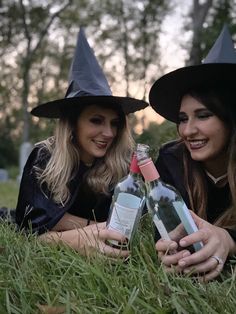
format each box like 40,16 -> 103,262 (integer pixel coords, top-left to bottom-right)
96,141 -> 107,145
189,140 -> 206,148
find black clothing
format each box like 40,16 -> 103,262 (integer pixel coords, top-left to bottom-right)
15,145 -> 112,235
155,140 -> 236,242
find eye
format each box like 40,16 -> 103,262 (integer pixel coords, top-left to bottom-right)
196,110 -> 214,120
90,117 -> 103,125
178,113 -> 188,124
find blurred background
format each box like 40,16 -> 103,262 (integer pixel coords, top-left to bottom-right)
0,0 -> 236,201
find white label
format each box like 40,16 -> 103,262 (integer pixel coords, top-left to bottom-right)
173,201 -> 198,234
173,201 -> 203,251
108,193 -> 141,239
153,214 -> 171,240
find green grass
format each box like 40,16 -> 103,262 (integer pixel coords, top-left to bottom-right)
0,221 -> 236,313
0,182 -> 236,313
0,180 -> 19,208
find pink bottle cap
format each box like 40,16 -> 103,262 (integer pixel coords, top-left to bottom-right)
139,158 -> 160,181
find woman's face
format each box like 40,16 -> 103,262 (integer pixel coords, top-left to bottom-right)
76,105 -> 121,163
178,95 -> 230,172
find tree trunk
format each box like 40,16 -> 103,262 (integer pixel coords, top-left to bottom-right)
187,0 -> 213,65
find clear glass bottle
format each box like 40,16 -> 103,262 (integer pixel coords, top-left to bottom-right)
106,151 -> 146,248
136,143 -> 203,253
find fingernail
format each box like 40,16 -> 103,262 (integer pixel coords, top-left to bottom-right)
182,251 -> 191,258
180,240 -> 186,246
170,243 -> 177,249
179,260 -> 186,267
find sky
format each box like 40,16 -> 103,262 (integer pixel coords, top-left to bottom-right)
135,1 -> 191,132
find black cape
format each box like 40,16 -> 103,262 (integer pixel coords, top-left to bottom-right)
15,145 -> 112,235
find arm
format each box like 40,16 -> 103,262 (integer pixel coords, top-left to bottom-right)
51,212 -> 95,231
39,222 -> 130,257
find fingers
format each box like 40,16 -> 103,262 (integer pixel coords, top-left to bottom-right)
156,239 -> 191,268
183,255 -> 224,275
159,249 -> 191,267
182,255 -> 224,282
82,223 -> 130,258
199,263 -> 224,282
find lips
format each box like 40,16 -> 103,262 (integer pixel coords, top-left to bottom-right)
188,139 -> 207,150
93,140 -> 110,149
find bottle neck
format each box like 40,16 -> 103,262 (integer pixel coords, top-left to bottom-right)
130,153 -> 141,174
138,158 -> 160,182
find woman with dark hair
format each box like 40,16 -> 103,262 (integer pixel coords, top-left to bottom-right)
149,25 -> 236,281
15,28 -> 148,257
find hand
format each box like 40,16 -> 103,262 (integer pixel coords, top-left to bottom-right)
41,222 -> 130,259
176,211 -> 235,281
155,238 -> 191,273
79,222 -> 130,258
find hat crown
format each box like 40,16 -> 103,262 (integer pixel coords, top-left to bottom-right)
65,27 -> 112,98
203,24 -> 236,64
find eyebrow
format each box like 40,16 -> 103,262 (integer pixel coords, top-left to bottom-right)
90,114 -> 119,120
179,108 -> 211,115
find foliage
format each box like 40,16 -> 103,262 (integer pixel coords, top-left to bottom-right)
0,220 -> 236,313
184,0 -> 236,65
135,121 -> 178,159
0,0 -> 172,169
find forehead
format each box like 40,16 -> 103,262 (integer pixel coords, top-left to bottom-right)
80,105 -> 119,118
180,95 -> 207,111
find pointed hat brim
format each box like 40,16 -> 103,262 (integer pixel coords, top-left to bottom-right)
31,95 -> 148,118
149,63 -> 236,123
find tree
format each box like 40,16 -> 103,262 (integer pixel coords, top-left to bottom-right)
135,120 -> 178,159
0,0 -> 172,169
185,0 -> 236,65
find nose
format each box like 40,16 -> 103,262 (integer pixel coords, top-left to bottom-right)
180,119 -> 198,138
102,124 -> 115,138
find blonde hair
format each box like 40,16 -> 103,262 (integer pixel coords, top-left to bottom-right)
179,88 -> 236,229
35,105 -> 134,205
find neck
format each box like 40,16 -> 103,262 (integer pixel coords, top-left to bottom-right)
203,154 -> 228,178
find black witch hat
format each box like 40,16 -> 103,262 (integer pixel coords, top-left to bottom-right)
149,24 -> 236,123
31,28 -> 148,118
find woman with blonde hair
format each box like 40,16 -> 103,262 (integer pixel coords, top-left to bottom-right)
16,28 -> 147,257
149,25 -> 236,281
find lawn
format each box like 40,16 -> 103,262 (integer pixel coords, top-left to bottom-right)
0,182 -> 236,313
0,180 -> 19,209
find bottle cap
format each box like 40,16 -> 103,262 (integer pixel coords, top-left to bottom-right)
139,158 -> 160,181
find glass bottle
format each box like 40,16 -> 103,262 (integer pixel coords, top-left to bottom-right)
106,151 -> 146,248
136,143 -> 203,253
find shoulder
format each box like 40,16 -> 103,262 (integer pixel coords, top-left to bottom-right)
158,139 -> 184,158
24,142 -> 51,171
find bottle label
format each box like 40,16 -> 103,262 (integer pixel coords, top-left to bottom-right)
153,214 -> 171,240
108,193 -> 141,240
173,201 -> 203,251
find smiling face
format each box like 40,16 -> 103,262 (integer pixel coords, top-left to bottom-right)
75,105 -> 121,164
178,95 -> 231,174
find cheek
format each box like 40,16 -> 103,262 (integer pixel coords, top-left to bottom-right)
177,125 -> 183,136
